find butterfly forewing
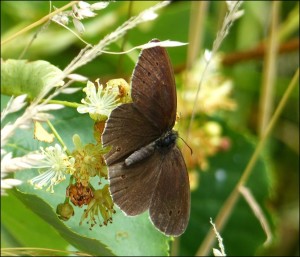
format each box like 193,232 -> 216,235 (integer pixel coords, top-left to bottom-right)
102,103 -> 159,165
131,39 -> 177,132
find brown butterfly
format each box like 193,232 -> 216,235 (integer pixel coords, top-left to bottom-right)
102,39 -> 190,236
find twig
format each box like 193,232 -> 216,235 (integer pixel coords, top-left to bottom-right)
1,1 -> 79,45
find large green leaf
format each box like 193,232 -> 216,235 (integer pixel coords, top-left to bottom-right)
11,188 -> 114,256
1,191 -> 69,251
5,95 -> 170,256
1,59 -> 64,99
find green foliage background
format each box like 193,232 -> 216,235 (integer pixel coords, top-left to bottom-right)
1,1 -> 299,256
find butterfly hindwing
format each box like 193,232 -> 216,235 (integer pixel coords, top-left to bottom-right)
108,151 -> 163,216
149,146 -> 190,236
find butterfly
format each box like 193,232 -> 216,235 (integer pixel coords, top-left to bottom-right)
102,39 -> 190,236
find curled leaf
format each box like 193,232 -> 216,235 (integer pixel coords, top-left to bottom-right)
1,59 -> 64,99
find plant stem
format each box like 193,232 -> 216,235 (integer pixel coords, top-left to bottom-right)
258,1 -> 281,136
196,68 -> 299,256
46,120 -> 69,155
43,99 -> 81,108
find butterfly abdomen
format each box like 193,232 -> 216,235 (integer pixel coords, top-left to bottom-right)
124,130 -> 178,166
125,141 -> 156,166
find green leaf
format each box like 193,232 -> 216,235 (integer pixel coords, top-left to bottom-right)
180,124 -> 272,256
9,102 -> 170,256
1,59 -> 64,99
12,188 -> 114,256
1,191 -> 69,250
14,169 -> 169,256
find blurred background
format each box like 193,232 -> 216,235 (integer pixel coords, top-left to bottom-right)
1,1 -> 299,256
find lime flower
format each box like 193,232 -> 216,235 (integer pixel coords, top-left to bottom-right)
203,121 -> 223,147
67,182 -> 94,207
180,121 -> 227,173
56,202 -> 74,221
77,81 -> 119,121
29,144 -> 75,193
188,170 -> 199,192
72,134 -> 108,187
80,185 -> 115,229
105,78 -> 131,104
178,54 -> 236,116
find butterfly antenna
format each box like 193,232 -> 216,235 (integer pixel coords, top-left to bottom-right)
179,136 -> 193,155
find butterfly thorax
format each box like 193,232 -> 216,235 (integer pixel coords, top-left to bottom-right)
155,130 -> 178,150
124,130 -> 178,167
